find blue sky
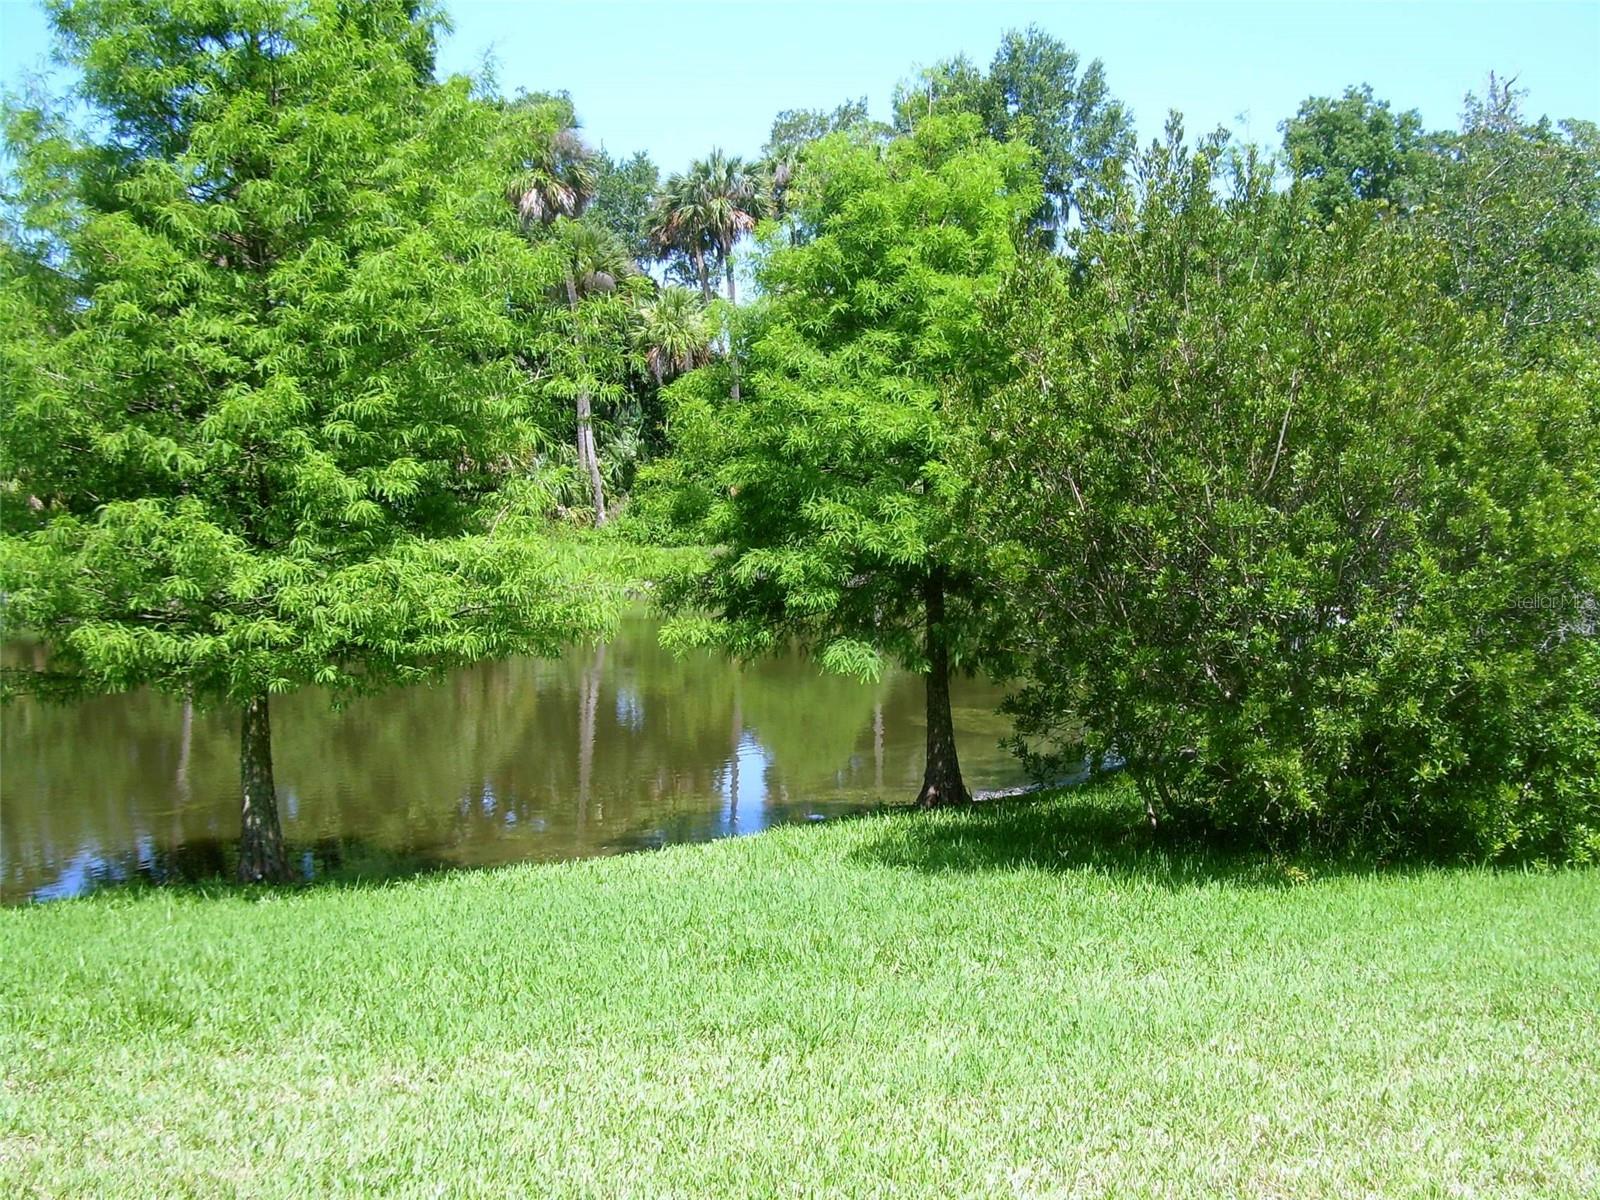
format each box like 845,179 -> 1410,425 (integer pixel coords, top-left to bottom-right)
2,0 -> 1596,172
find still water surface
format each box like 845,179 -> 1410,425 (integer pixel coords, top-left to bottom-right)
1,611 -> 1025,903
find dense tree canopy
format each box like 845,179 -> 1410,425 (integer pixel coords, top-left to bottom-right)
1282,84 -> 1424,219
1417,79 -> 1600,348
1286,76 -> 1600,351
763,97 -> 883,159
893,26 -> 1134,242
3,2 -> 1597,870
589,148 -> 660,263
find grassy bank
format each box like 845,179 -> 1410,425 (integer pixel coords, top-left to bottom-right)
3,780 -> 1597,1199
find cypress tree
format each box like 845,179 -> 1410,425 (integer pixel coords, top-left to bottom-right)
1,0 -> 625,880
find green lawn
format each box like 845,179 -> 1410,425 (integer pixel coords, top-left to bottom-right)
3,780 -> 1597,1199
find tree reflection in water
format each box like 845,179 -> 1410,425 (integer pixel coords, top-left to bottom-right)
2,611 -> 1024,902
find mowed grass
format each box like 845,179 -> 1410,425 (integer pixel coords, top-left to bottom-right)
2,780 -> 1597,1199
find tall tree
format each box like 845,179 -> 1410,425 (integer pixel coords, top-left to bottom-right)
651,150 -> 766,307
982,26 -> 1135,236
893,27 -> 1134,242
648,151 -> 765,401
648,170 -> 716,303
1415,76 -> 1600,349
501,97 -> 653,520
1282,83 -> 1424,219
0,0 -> 625,881
654,117 -> 1040,807
545,219 -> 642,526
505,91 -> 597,227
589,148 -> 660,264
693,149 -> 766,308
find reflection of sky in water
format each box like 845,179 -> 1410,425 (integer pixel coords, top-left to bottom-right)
31,847 -> 114,902
615,686 -> 644,732
721,731 -> 771,834
30,835 -> 154,902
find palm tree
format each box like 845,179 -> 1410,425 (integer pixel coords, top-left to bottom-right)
556,220 -> 633,300
636,287 -> 714,384
508,100 -> 598,228
551,221 -> 636,526
504,102 -> 651,527
765,144 -> 801,222
649,150 -> 767,305
690,149 -> 767,307
647,172 -> 717,303
650,151 -> 767,400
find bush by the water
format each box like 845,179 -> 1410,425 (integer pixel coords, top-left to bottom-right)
973,129 -> 1600,863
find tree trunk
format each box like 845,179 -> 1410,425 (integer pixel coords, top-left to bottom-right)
238,694 -> 288,883
915,569 -> 971,808
577,388 -> 607,526
565,271 -> 608,526
695,250 -> 712,305
724,256 -> 741,402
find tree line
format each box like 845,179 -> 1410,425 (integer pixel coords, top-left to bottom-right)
3,0 -> 1596,879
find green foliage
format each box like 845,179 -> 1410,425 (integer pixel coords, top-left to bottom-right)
635,285 -> 712,384
5,4 -> 1597,861
892,26 -> 1134,241
763,96 -> 884,159
1415,77 -> 1600,350
763,97 -> 889,222
890,54 -> 985,131
1,0 -> 627,711
653,117 -> 1040,679
1282,83 -> 1424,219
503,89 -> 597,227
620,398 -> 728,548
972,124 -> 1600,862
588,147 -> 659,263
1285,77 -> 1600,351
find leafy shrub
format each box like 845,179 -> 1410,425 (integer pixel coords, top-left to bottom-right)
971,126 -> 1600,862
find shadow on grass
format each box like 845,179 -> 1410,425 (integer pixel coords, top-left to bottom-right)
848,777 -> 1400,890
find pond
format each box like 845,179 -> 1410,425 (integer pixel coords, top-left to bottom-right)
1,611 -> 1028,903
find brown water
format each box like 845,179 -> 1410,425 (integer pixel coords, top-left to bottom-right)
0,612 -> 1026,902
